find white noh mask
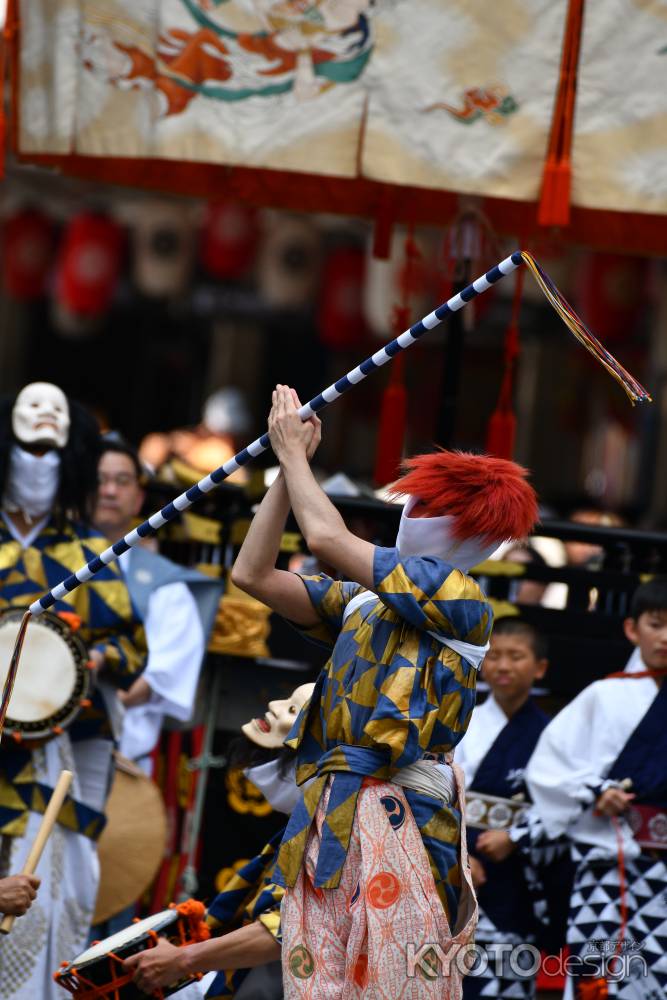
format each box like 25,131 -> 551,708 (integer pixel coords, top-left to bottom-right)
12,383 -> 70,449
241,682 -> 314,750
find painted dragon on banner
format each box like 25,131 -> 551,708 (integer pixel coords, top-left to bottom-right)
94,0 -> 375,114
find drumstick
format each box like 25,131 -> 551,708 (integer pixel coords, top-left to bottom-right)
0,611 -> 31,743
0,769 -> 73,935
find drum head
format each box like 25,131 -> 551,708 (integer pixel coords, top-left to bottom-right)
0,610 -> 89,737
94,755 -> 168,924
72,909 -> 178,968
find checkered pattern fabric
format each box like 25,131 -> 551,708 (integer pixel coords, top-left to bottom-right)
567,844 -> 667,999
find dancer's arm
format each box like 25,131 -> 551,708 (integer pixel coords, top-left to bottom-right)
232,390 -> 322,626
268,385 -> 375,590
124,922 -> 281,992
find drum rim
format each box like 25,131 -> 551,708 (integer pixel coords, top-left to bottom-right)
61,909 -> 179,971
0,608 -> 91,739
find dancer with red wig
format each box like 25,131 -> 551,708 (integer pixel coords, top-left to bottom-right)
232,385 -> 538,999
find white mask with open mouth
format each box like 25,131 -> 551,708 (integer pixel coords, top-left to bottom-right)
396,495 -> 500,572
12,382 -> 70,450
241,682 -> 315,750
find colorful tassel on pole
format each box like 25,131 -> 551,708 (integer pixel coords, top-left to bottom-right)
520,251 -> 650,404
538,0 -> 585,227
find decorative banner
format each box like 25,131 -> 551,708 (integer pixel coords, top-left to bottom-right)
15,2 -> 667,220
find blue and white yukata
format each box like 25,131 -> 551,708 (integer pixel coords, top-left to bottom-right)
456,694 -> 567,1000
526,672 -> 667,1000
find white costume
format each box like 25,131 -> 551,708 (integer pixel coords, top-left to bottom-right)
118,549 -> 205,772
455,694 -> 508,784
526,675 -> 667,999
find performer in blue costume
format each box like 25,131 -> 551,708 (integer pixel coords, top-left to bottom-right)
230,385 -> 538,1000
456,617 -> 558,1000
527,578 -> 667,1000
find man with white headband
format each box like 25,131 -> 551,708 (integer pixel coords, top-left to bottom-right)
231,385 -> 538,999
0,382 -> 146,999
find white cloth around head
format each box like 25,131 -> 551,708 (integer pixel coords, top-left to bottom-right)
396,495 -> 500,572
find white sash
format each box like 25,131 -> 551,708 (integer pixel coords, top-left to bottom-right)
343,591 -> 488,670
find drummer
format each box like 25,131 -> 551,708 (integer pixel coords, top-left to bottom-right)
0,383 -> 146,1000
92,438 -> 222,773
122,682 -> 315,999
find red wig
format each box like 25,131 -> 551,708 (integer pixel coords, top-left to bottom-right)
390,449 -> 538,543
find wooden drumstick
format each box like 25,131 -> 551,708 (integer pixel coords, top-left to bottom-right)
0,769 -> 73,935
0,611 -> 31,743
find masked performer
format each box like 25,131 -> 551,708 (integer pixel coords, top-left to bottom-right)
526,578 -> 667,1000
124,682 -> 315,1000
230,385 -> 538,999
0,382 -> 145,1000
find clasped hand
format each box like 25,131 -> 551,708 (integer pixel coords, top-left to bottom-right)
268,385 -> 321,464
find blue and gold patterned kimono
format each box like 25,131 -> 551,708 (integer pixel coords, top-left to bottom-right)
0,518 -> 146,838
204,830 -> 285,998
275,546 -> 492,925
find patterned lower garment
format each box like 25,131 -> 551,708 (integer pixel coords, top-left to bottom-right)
0,738 -> 99,1000
462,909 -> 536,1000
282,776 -> 476,1000
567,845 -> 667,1000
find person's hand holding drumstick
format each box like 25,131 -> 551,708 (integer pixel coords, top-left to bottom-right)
0,875 -> 40,917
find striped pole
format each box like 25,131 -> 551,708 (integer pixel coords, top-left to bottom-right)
29,248 -> 649,616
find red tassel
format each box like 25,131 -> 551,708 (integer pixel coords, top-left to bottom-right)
373,353 -> 407,487
538,0 -> 585,227
486,270 -> 523,459
373,230 -> 421,486
485,408 -> 516,461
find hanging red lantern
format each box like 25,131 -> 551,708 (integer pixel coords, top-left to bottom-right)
3,208 -> 54,301
317,246 -> 367,350
200,201 -> 259,280
56,212 -> 123,316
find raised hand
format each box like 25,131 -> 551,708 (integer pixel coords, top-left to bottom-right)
268,385 -> 321,465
